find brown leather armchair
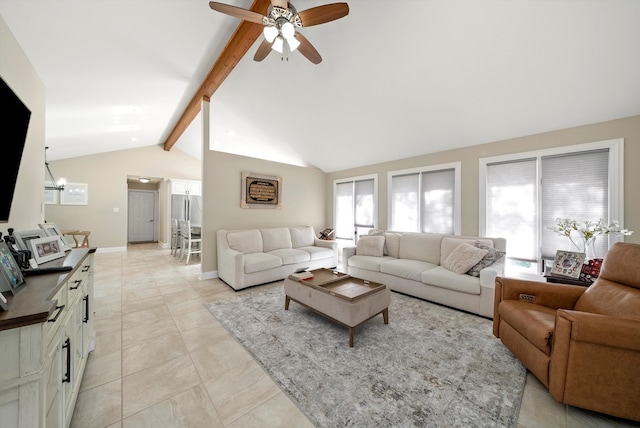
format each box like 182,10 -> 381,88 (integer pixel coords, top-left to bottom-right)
493,242 -> 640,422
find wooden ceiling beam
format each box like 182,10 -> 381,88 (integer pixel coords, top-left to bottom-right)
163,0 -> 271,152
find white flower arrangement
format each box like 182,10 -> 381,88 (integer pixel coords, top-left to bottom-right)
548,218 -> 633,256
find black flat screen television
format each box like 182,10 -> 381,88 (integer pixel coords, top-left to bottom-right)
0,76 -> 31,224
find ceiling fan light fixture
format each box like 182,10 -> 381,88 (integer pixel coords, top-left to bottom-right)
263,25 -> 278,43
272,36 -> 284,53
281,22 -> 295,40
287,36 -> 300,52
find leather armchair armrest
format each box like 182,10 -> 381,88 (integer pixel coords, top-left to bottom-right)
493,277 -> 585,336
549,310 -> 640,413
555,310 -> 640,351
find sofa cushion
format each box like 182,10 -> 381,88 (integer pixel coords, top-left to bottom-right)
298,246 -> 334,261
467,240 -> 506,277
349,255 -> 396,272
268,248 -> 310,265
398,233 -> 443,264
244,252 -> 282,273
384,232 -> 402,258
290,226 -> 315,248
228,229 -> 263,254
421,266 -> 482,295
442,243 -> 488,274
380,259 -> 437,281
356,235 -> 385,257
440,237 -> 495,265
261,227 -> 292,252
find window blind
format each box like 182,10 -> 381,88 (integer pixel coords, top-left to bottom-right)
335,181 -> 354,240
390,173 -> 419,231
541,149 -> 609,259
421,169 -> 455,234
486,158 -> 538,261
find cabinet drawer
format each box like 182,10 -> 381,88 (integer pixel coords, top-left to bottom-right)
44,286 -> 68,347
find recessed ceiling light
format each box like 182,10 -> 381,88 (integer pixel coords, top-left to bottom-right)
139,177 -> 150,183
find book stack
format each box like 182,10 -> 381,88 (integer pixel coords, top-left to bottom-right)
289,271 -> 314,281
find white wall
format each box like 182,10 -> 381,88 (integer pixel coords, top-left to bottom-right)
45,145 -> 201,249
326,115 -> 640,246
0,15 -> 46,235
201,150 -> 327,276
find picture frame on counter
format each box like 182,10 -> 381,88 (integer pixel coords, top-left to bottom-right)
13,229 -> 47,252
29,236 -> 66,265
550,250 -> 586,279
0,242 -> 26,295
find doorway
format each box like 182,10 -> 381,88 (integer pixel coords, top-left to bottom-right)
128,190 -> 158,243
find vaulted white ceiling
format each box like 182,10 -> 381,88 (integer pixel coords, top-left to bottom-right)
2,1 -> 640,172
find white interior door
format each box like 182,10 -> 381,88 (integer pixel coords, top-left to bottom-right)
128,190 -> 156,242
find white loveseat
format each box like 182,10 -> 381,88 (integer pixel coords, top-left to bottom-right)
342,231 -> 506,318
217,226 -> 338,290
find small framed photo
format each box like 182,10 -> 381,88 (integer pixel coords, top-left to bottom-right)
29,236 -> 66,265
39,222 -> 72,251
0,242 -> 26,295
550,250 -> 586,279
13,229 -> 47,252
60,182 -> 88,205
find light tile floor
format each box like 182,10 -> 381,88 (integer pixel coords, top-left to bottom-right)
70,243 -> 639,427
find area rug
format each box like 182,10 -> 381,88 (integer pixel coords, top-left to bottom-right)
207,285 -> 526,427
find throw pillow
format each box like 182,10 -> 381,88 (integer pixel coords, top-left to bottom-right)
442,243 -> 488,275
466,241 -> 506,277
356,235 -> 385,257
368,230 -> 388,255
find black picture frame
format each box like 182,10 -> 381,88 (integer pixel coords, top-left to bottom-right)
0,242 -> 26,295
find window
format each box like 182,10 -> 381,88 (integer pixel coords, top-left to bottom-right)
480,139 -> 624,276
388,162 -> 461,234
333,175 -> 377,244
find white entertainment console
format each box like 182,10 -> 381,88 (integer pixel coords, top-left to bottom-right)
0,248 -> 95,428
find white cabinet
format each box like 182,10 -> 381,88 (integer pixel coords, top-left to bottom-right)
168,179 -> 201,196
0,250 -> 95,428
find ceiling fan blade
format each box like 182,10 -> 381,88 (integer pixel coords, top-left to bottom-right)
209,2 -> 265,24
253,39 -> 273,62
297,3 -> 349,27
296,33 -> 322,64
270,0 -> 288,8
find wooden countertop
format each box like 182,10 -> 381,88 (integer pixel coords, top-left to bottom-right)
0,248 -> 95,332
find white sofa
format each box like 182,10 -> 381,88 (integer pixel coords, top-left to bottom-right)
217,226 -> 338,290
342,231 -> 506,318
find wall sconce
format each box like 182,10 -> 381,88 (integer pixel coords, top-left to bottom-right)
44,147 -> 66,191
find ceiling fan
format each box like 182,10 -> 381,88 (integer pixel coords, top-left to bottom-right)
209,1 -> 349,64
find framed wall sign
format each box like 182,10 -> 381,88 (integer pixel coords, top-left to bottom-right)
241,172 -> 282,209
60,182 -> 88,205
29,236 -> 66,264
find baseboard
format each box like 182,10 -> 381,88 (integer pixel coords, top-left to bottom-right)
200,270 -> 218,281
96,246 -> 127,253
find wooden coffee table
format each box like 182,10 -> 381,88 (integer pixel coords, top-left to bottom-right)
284,269 -> 390,347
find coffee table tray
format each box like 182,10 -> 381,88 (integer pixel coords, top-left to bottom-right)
290,268 -> 385,302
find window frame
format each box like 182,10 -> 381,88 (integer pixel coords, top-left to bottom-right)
479,139 -> 624,273
387,162 -> 462,234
